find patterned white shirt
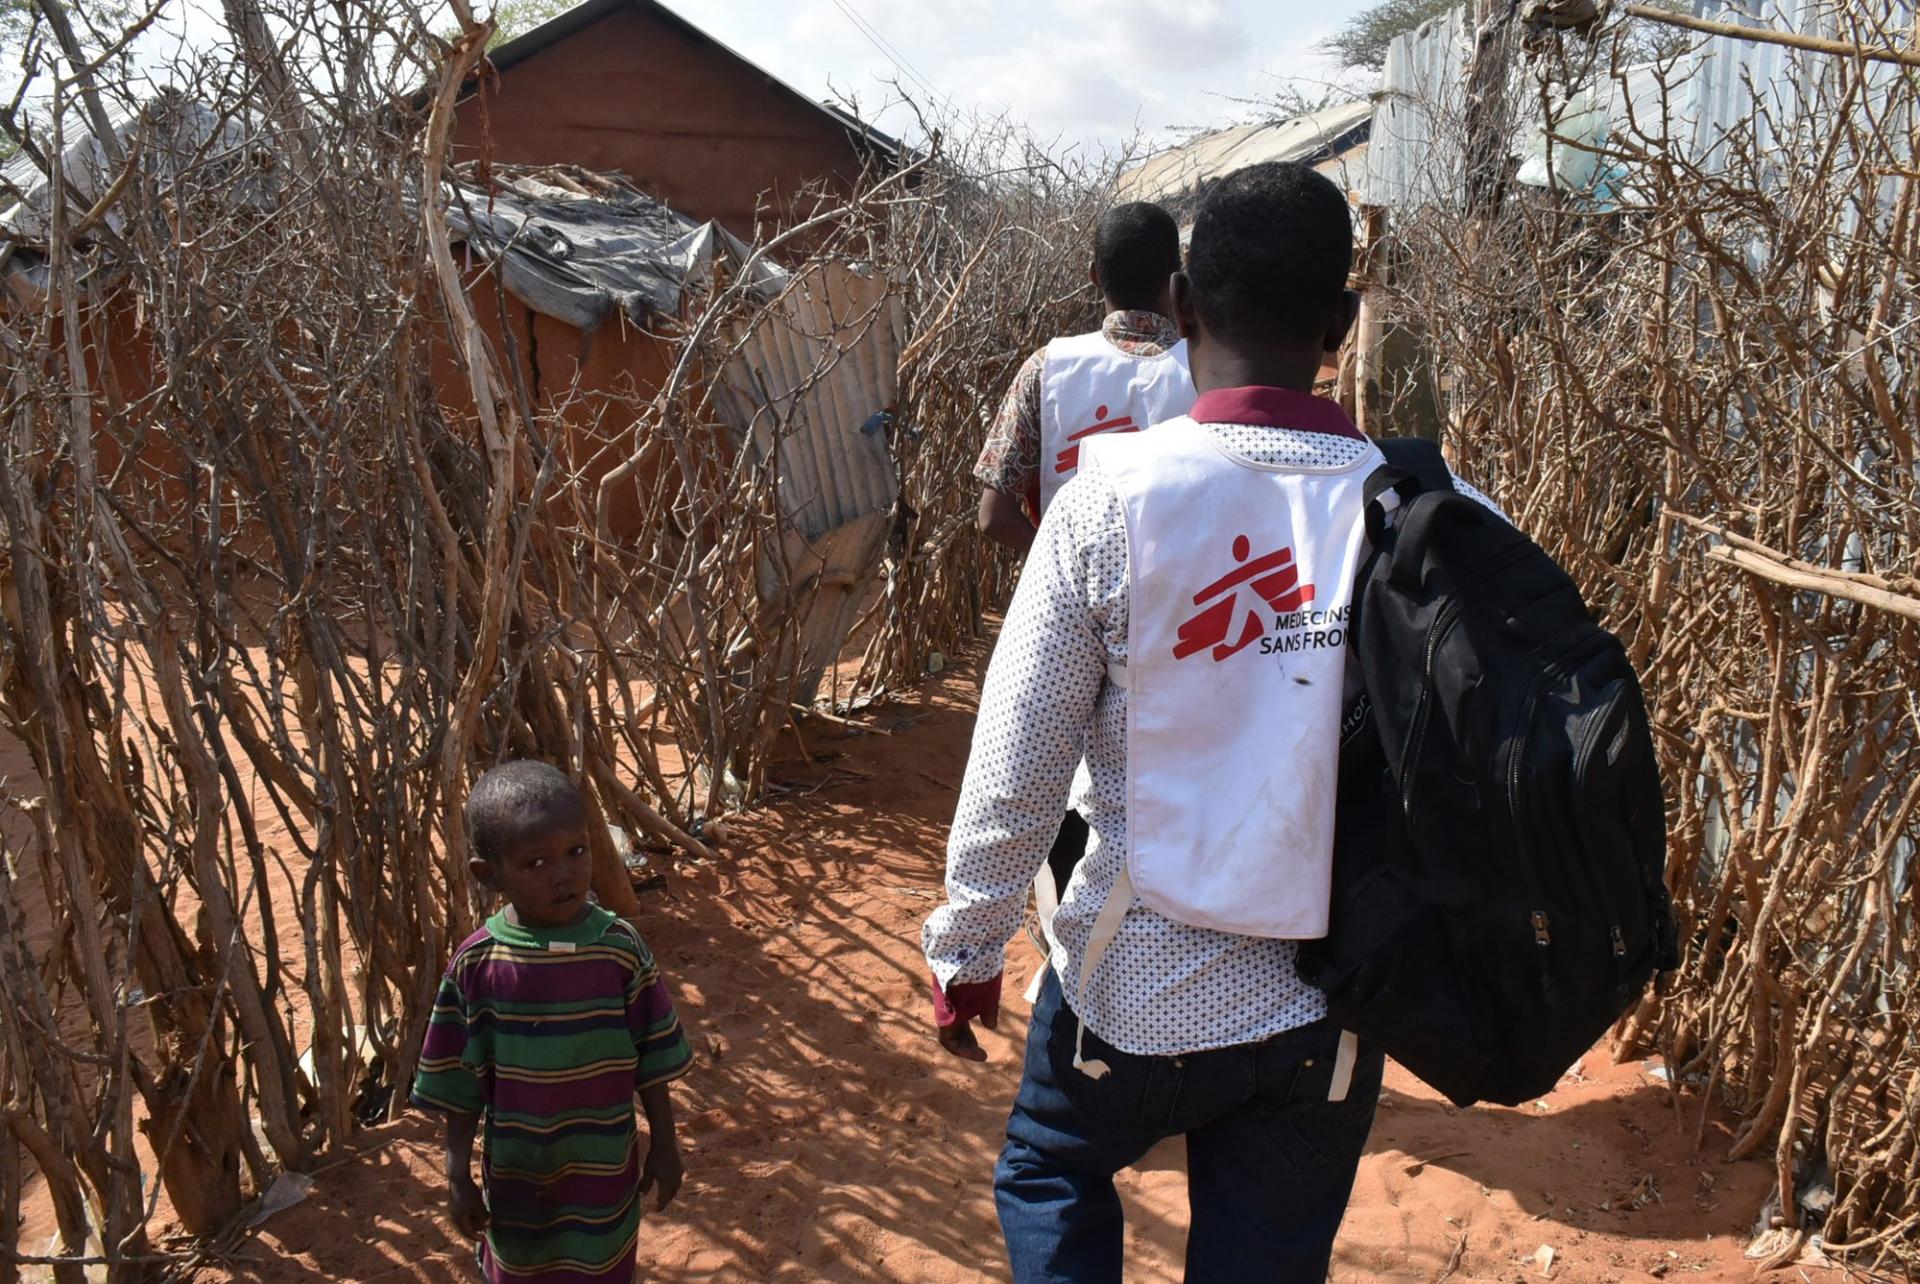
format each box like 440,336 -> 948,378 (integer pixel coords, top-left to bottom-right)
925,414 -> 1501,1057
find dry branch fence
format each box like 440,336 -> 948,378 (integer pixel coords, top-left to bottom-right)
31,0 -> 1920,1275
0,1 -> 1112,1275
1377,2 -> 1920,1270
845,122 -> 1124,699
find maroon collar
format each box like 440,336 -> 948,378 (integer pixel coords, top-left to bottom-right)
1189,386 -> 1364,440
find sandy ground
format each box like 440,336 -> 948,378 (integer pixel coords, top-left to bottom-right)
130,644 -> 1850,1284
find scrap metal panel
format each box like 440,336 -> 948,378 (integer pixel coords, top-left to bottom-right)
714,263 -> 903,701
1366,5 -> 1473,208
1682,0 -> 1808,168
1677,0 -> 1911,241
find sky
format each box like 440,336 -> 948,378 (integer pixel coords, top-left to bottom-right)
13,0 -> 1377,158
659,0 -> 1375,155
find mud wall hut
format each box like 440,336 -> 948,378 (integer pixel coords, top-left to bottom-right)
451,0 -> 901,237
0,105 -> 902,706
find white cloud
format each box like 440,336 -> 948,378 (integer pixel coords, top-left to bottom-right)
859,0 -> 996,32
677,0 -> 1376,151
1059,0 -> 1247,71
953,42 -> 1151,139
787,0 -> 848,45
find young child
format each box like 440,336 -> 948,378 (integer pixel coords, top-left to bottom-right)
412,760 -> 693,1284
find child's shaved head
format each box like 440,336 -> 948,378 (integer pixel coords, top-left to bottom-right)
1187,162 -> 1353,347
466,760 -> 587,865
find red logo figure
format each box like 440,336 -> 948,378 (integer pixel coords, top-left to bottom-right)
1054,404 -> 1141,475
1173,535 -> 1314,661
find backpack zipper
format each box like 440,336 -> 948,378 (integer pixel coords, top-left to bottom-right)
1508,632 -> 1627,1000
1567,639 -> 1630,785
1510,675 -> 1558,999
1400,598 -> 1463,817
1387,535 -> 1536,818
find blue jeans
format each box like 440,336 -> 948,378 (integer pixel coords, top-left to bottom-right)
994,969 -> 1383,1283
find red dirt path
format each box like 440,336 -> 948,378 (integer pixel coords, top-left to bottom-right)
187,646 -> 1843,1284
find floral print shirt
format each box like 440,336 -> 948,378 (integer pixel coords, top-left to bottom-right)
974,310 -> 1182,517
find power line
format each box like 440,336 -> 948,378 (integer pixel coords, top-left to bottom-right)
847,2 -> 938,96
827,0 -> 949,107
828,0 -> 937,99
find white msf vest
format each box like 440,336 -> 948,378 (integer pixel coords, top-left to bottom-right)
1037,330 -> 1195,517
1085,416 -> 1382,939
1026,327 -> 1195,990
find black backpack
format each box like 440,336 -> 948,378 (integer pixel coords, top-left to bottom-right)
1296,438 -> 1679,1107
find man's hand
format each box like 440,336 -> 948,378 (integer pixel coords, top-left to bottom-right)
639,1139 -> 684,1210
978,487 -> 1037,556
448,1175 -> 489,1238
931,973 -> 1003,1063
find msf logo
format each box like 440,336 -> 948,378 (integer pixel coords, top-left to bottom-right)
1173,536 -> 1314,662
1054,405 -> 1141,475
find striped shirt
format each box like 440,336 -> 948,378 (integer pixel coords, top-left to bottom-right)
412,907 -> 693,1284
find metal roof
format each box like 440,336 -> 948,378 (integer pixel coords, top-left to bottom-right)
1115,100 -> 1373,206
478,0 -> 903,168
443,165 -> 786,328
0,93 -> 269,242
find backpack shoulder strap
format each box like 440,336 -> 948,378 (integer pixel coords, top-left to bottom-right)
1374,437 -> 1454,495
1364,436 -> 1455,544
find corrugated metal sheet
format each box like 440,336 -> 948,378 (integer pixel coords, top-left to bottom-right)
1367,0 -> 1906,208
0,93 -> 266,241
716,264 -> 900,539
1116,101 -> 1373,206
1681,0 -> 1910,190
1366,5 -> 1473,207
1681,0 -> 1809,168
768,513 -> 891,704
714,263 -> 903,701
1316,139 -> 1371,201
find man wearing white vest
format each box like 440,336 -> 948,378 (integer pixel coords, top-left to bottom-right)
971,202 -> 1197,962
974,201 -> 1195,555
925,163 -> 1502,1282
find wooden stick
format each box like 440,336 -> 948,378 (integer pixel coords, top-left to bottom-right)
1624,2 -> 1920,70
589,761 -> 719,865
1702,545 -> 1920,623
